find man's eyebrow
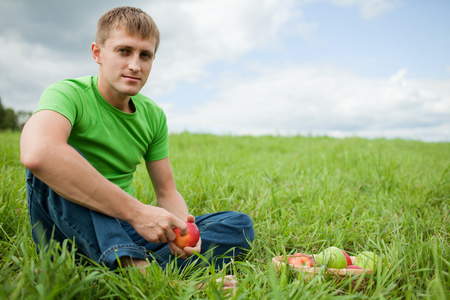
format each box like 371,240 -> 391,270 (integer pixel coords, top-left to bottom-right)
113,44 -> 154,55
113,44 -> 133,50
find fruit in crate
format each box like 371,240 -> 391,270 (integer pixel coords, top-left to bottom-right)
271,247 -> 377,278
341,249 -> 352,266
346,265 -> 362,269
288,254 -> 314,267
315,246 -> 348,269
355,251 -> 378,269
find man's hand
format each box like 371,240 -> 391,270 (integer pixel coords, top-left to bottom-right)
130,210 -> 200,258
128,205 -> 188,244
168,237 -> 202,259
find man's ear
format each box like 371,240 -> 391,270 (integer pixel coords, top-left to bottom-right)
91,42 -> 102,64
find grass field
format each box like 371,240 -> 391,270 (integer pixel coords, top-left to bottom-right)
1,131 -> 449,299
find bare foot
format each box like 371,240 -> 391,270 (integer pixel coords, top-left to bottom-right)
196,274 -> 237,295
217,275 -> 237,290
117,257 -> 149,273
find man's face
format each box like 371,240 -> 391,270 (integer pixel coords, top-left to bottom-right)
93,27 -> 157,102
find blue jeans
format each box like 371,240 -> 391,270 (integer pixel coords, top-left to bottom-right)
26,169 -> 255,271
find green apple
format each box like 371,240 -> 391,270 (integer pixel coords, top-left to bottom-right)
354,251 -> 378,269
316,246 -> 347,269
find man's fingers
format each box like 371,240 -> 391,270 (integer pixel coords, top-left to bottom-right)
158,216 -> 183,241
173,218 -> 188,235
159,235 -> 168,244
165,228 -> 176,241
168,241 -> 188,258
144,227 -> 170,244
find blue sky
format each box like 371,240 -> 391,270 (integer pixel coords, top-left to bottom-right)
297,1 -> 449,79
1,0 -> 449,141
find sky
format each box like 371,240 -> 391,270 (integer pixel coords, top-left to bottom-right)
1,0 -> 449,142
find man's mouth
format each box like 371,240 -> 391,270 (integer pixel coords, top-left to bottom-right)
123,75 -> 140,82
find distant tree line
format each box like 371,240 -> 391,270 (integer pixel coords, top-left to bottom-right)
0,98 -> 32,131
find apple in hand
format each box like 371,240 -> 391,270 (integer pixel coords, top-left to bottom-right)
316,246 -> 347,269
173,221 -> 200,248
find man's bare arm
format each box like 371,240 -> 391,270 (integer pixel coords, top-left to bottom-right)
20,110 -> 186,244
146,158 -> 201,257
146,158 -> 189,220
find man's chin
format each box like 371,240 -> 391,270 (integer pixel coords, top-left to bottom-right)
121,88 -> 141,97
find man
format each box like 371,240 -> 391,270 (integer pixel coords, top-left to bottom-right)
20,6 -> 254,273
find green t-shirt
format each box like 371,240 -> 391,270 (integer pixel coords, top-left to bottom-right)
36,75 -> 169,195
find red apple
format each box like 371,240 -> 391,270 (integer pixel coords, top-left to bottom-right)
290,252 -> 307,257
288,255 -> 314,267
346,265 -> 362,270
173,221 -> 200,248
341,250 -> 352,266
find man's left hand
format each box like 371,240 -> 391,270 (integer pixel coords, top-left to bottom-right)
168,237 -> 202,259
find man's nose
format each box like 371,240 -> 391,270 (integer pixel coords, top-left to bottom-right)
128,55 -> 141,72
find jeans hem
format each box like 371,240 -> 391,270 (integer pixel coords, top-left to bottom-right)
98,243 -> 148,270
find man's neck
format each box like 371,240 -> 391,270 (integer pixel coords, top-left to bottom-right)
107,97 -> 135,113
97,76 -> 135,113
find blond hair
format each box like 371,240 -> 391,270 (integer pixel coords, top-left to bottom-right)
96,6 -> 160,53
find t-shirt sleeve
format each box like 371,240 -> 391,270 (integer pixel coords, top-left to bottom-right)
35,81 -> 79,125
143,110 -> 170,161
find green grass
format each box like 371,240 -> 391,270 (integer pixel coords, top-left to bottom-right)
1,131 -> 449,299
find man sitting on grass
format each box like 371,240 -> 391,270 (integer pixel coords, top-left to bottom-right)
20,6 -> 254,288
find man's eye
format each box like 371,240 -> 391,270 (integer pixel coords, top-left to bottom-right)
141,53 -> 151,59
119,49 -> 129,54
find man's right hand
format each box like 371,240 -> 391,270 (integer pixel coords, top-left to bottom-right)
128,205 -> 188,244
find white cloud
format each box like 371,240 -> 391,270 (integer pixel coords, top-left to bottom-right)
389,68 -> 407,84
0,31 -> 96,110
327,0 -> 403,19
143,0 -> 404,98
142,0 -> 298,96
163,64 -> 450,141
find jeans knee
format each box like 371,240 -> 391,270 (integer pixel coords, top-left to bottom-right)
230,212 -> 255,244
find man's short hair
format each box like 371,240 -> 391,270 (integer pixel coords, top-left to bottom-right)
96,6 -> 160,54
